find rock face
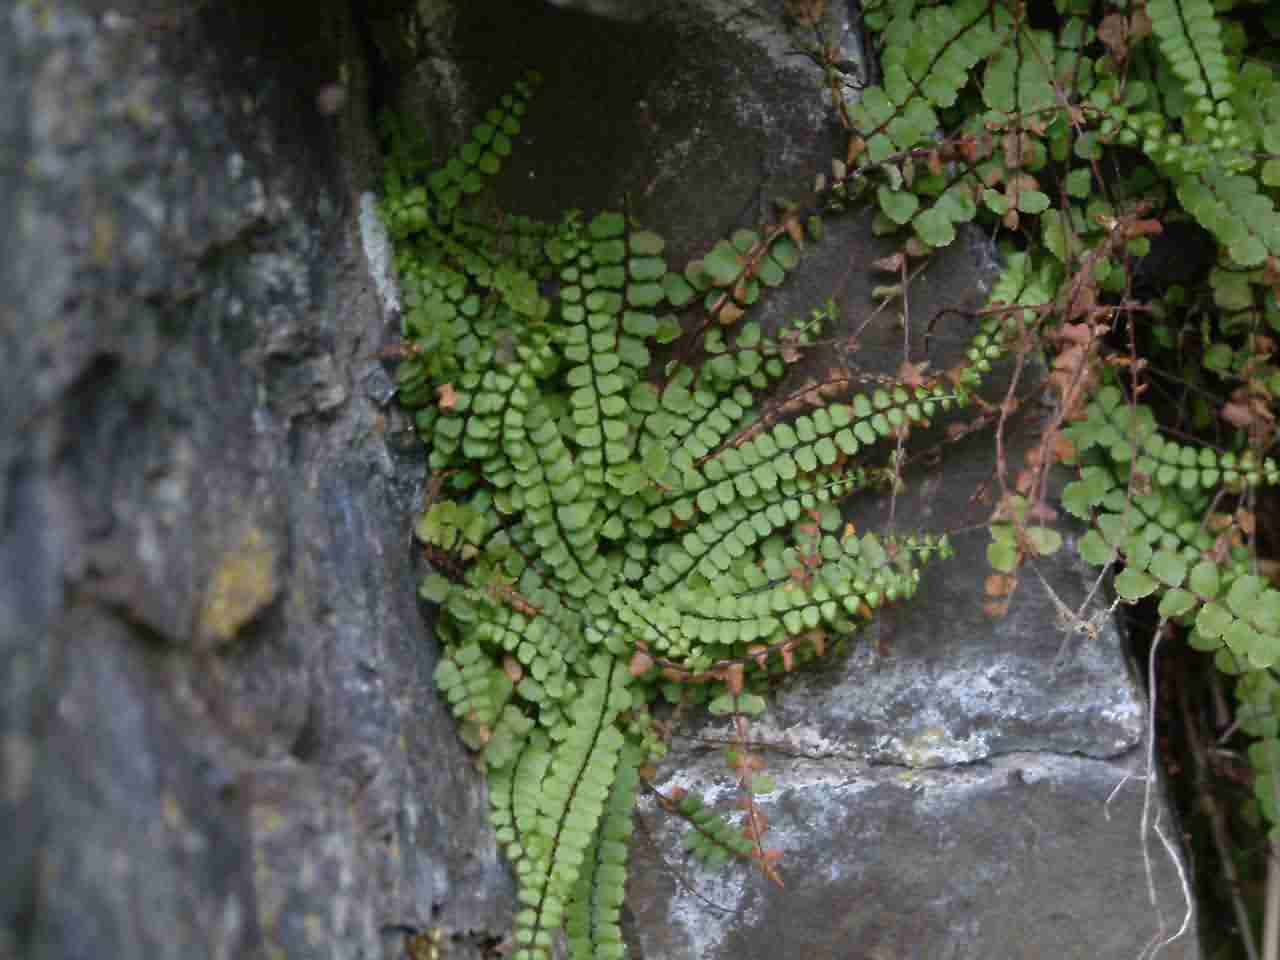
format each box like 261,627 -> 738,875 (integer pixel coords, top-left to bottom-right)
1,2 -> 1197,960
2,3 -> 509,958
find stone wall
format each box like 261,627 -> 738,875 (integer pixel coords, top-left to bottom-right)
1,1 -> 1197,957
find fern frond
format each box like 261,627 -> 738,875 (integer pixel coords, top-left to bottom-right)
502,384 -> 611,598
1146,0 -> 1234,109
642,472 -> 867,593
488,718 -> 550,858
1175,169 -> 1280,268
642,371 -> 761,473
434,642 -> 514,750
514,656 -> 632,960
669,790 -> 755,871
656,383 -> 956,521
670,227 -> 804,323
553,213 -> 658,490
857,0 -> 1011,163
566,743 -> 641,960
1065,384 -> 1280,672
1066,386 -> 1279,489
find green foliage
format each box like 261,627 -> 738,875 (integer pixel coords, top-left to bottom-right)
849,0 -> 1280,295
672,790 -> 757,870
844,0 -> 1280,860
386,0 -> 1280,943
380,68 -> 1026,959
1063,384 -> 1280,668
1063,381 -> 1280,823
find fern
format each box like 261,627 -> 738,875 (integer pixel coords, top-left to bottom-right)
566,743 -> 641,960
384,0 -> 1280,941
376,64 -> 1034,956
1063,386 -> 1280,672
671,790 -> 757,870
1146,0 -> 1234,111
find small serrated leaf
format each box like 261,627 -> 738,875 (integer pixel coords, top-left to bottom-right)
1196,602 -> 1233,639
913,207 -> 956,247
878,186 -> 920,225
704,243 -> 743,286
987,539 -> 1019,573
558,502 -> 594,531
1078,529 -> 1115,566
1115,568 -> 1157,600
1016,190 -> 1051,214
1148,549 -> 1187,588
1025,526 -> 1063,556
1158,589 -> 1198,619
420,574 -> 453,603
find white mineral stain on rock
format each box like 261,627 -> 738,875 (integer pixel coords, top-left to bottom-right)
360,192 -> 400,315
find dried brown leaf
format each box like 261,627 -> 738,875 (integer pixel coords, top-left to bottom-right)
725,662 -> 745,696
1222,402 -> 1256,429
871,252 -> 905,273
1129,7 -> 1153,39
784,0 -> 824,27
985,573 -> 1015,597
718,300 -> 745,326
629,650 -> 655,677
897,359 -> 928,388
1098,12 -> 1129,62
779,331 -> 804,363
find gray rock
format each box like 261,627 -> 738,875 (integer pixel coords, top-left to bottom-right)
3,3 -> 509,958
542,0 -> 668,22
1,1 -> 1198,959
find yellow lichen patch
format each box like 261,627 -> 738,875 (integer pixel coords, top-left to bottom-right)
161,789 -> 184,829
198,526 -> 279,646
1,734 -> 35,805
304,913 -> 325,946
251,803 -> 287,837
900,726 -> 950,769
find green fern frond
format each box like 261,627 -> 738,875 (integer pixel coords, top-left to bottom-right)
434,642 -> 514,750
502,385 -> 611,599
489,719 -> 551,858
1066,386 -> 1279,489
514,656 -> 633,960
671,790 -> 756,871
566,743 -> 641,960
642,472 -> 867,594
1064,383 -> 1280,674
1175,170 -> 1280,268
655,382 -> 956,518
1147,0 -> 1234,110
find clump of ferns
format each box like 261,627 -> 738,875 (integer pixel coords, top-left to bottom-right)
380,0 -> 1280,949
380,68 -> 1026,959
